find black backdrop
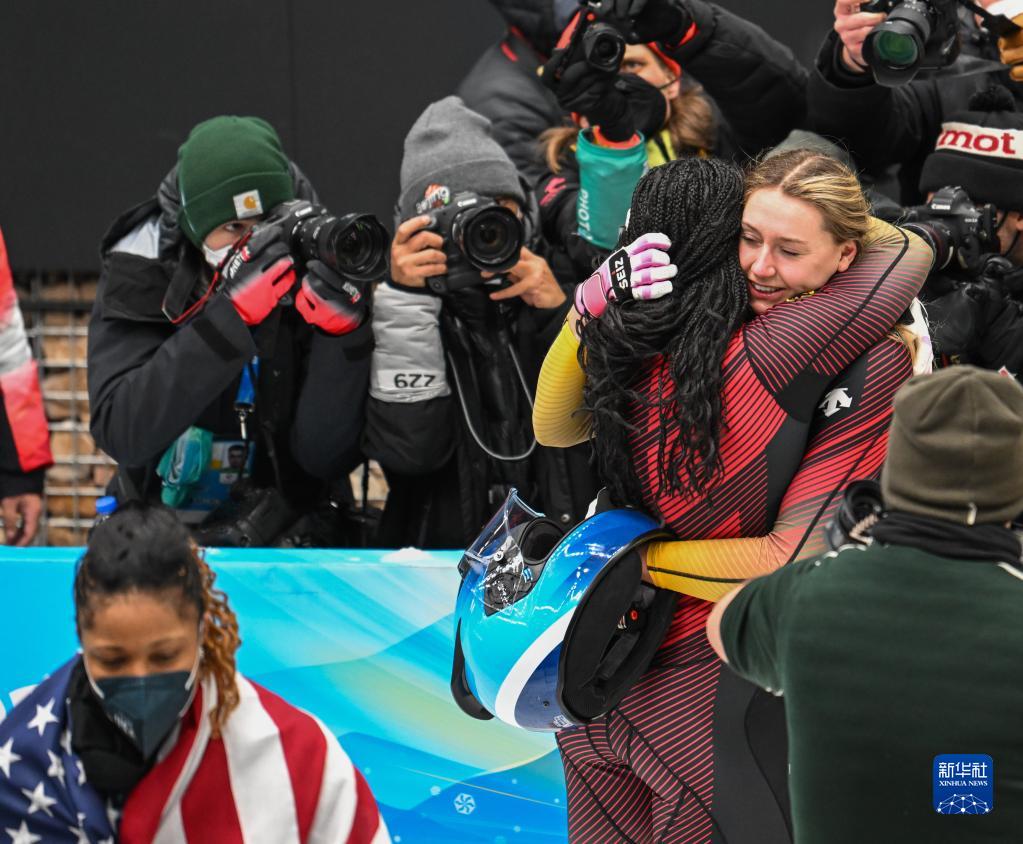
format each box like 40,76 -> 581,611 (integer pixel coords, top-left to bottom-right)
0,1 -> 830,271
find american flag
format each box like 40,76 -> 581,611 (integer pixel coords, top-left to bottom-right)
0,658 -> 389,843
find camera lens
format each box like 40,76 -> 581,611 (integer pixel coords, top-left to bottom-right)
296,212 -> 389,281
583,23 -> 625,74
457,205 -> 523,272
873,29 -> 920,67
332,217 -> 383,275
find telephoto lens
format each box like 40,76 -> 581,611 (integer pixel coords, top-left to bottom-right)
293,212 -> 390,282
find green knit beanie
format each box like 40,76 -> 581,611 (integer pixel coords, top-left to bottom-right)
881,366 -> 1023,525
177,116 -> 295,247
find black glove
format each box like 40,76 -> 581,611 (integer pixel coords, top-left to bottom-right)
925,283 -> 991,363
294,259 -> 369,335
548,58 -> 635,140
606,0 -> 693,44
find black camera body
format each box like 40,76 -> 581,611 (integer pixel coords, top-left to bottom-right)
268,200 -> 390,282
902,186 -> 999,275
424,192 -> 524,295
862,0 -> 960,86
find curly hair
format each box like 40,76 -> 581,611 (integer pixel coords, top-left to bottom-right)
74,503 -> 242,737
580,156 -> 750,507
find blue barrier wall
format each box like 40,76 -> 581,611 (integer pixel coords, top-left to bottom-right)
0,548 -> 567,843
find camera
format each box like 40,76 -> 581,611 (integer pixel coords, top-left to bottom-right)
861,0 -> 960,86
582,21 -> 627,73
424,192 -> 524,295
900,186 -> 999,275
269,200 -> 390,282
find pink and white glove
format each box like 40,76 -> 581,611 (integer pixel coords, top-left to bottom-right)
573,232 -> 677,322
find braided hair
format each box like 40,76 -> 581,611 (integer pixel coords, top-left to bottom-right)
580,157 -> 750,507
74,504 -> 241,738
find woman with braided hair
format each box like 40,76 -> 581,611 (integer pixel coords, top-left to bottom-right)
534,151 -> 933,842
0,504 -> 388,843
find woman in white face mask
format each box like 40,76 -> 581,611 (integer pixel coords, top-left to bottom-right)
0,504 -> 389,843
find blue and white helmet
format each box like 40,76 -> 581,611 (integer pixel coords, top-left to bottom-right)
450,490 -> 676,731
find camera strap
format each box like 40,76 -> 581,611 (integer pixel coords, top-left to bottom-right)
445,341 -> 538,464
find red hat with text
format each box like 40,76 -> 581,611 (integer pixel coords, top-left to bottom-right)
920,86 -> 1023,211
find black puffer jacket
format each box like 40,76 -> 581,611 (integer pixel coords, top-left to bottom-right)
808,15 -> 1023,204
537,0 -> 810,276
88,164 -> 371,511
457,0 -> 568,187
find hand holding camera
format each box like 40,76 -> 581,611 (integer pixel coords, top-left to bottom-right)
391,215 -> 448,289
220,200 -> 388,333
833,0 -> 887,72
392,192 -> 525,295
219,223 -> 297,326
485,246 -> 568,310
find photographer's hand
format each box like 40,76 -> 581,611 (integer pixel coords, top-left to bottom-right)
486,247 -> 568,309
219,224 -> 296,326
833,0 -> 886,73
295,260 -> 368,335
572,232 -> 677,328
391,215 -> 447,289
610,0 -> 694,45
2,493 -> 41,546
994,1 -> 1023,81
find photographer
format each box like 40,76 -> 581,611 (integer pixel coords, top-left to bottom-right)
458,0 -> 578,186
536,0 -> 808,275
809,0 -> 1023,203
88,116 -> 375,546
364,96 -> 598,547
910,88 -> 1023,376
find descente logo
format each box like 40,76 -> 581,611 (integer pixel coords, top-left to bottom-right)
936,121 -> 1022,160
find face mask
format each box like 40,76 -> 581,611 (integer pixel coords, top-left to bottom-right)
86,649 -> 201,759
614,73 -> 670,140
203,242 -> 232,269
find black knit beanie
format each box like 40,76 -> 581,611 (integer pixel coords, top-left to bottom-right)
881,366 -> 1023,525
919,86 -> 1023,211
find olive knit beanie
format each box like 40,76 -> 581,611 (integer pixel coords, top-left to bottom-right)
177,115 -> 295,247
881,366 -> 1023,525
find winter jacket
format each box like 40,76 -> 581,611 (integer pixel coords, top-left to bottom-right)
808,16 -> 1023,204
537,0 -> 809,275
0,228 -> 52,498
87,164 -> 370,511
458,18 -> 566,189
362,199 -> 598,548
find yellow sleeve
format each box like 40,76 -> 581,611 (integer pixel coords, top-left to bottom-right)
532,321 -> 592,448
646,534 -> 793,603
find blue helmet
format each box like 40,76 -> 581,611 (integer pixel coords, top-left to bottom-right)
451,490 -> 677,732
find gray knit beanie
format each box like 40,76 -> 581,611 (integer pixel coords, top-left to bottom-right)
881,366 -> 1023,525
397,96 -> 525,222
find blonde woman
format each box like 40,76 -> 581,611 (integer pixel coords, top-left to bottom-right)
534,150 -> 933,843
